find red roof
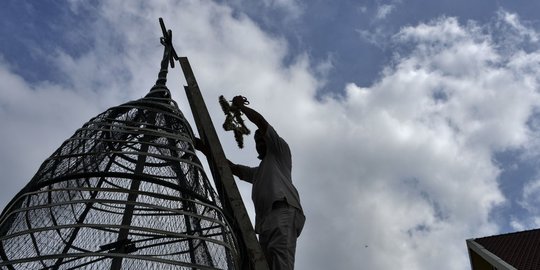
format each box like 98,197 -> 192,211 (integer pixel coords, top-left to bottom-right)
474,228 -> 540,270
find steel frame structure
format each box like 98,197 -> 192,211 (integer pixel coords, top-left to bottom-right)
0,19 -> 240,269
0,84 -> 238,270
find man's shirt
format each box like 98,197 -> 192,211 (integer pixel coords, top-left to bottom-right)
235,125 -> 303,233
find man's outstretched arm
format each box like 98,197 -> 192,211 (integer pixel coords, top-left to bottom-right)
227,159 -> 241,178
232,96 -> 268,134
194,137 -> 254,183
228,159 -> 255,183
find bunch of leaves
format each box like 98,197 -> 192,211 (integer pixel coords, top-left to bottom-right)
219,95 -> 250,148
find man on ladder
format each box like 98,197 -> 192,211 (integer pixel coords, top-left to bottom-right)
227,96 -> 305,270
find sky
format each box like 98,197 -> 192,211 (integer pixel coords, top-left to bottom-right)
2,1 -> 540,269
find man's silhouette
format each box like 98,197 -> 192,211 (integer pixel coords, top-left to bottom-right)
227,96 -> 305,270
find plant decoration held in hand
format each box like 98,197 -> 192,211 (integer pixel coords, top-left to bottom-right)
219,95 -> 251,148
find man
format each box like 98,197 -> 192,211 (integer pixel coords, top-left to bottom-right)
227,95 -> 305,270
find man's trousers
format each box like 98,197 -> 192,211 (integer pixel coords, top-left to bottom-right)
259,202 -> 305,270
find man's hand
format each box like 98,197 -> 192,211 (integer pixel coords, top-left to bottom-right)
228,159 -> 242,178
230,95 -> 268,133
232,95 -> 249,108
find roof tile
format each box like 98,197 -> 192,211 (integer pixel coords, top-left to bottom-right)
475,228 -> 540,270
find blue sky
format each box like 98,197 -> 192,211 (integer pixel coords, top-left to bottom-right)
2,1 -> 540,269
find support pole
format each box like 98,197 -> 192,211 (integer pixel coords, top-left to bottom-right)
110,136 -> 150,270
179,57 -> 269,270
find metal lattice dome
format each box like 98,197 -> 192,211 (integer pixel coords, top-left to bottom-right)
0,86 -> 239,269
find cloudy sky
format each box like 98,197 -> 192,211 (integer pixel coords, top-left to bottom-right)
2,1 -> 540,269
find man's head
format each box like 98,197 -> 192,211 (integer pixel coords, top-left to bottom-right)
254,129 -> 267,160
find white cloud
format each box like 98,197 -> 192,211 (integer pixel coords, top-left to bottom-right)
293,13 -> 539,270
512,178 -> 540,230
521,178 -> 540,211
2,2 -> 540,270
66,0 -> 87,14
228,0 -> 304,22
510,215 -> 540,232
0,58 -> 105,208
498,9 -> 539,43
356,27 -> 390,48
357,1 -> 402,46
263,0 -> 303,18
376,4 -> 395,20
358,5 -> 368,13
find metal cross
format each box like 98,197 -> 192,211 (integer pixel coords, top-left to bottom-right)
155,18 -> 180,87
